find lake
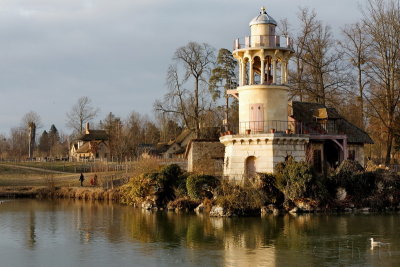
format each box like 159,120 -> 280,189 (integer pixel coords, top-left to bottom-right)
0,199 -> 399,267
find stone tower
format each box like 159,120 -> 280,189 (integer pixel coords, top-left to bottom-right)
221,7 -> 309,181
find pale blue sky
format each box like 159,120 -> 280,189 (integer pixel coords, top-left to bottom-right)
0,0 -> 363,135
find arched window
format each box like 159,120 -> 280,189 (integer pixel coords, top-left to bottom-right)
253,56 -> 261,84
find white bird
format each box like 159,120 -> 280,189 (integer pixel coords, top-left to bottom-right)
370,238 -> 390,249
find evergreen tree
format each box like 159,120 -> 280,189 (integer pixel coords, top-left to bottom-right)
38,130 -> 50,155
48,124 -> 60,147
209,48 -> 238,130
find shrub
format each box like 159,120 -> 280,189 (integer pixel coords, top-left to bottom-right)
365,170 -> 400,208
329,160 -> 376,203
275,159 -> 318,201
257,173 -> 284,204
334,160 -> 364,178
186,174 -> 219,200
120,164 -> 188,206
215,180 -> 267,215
120,173 -> 154,205
154,164 -> 187,205
167,197 -> 200,211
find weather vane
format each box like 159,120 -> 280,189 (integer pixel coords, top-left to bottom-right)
261,6 -> 266,14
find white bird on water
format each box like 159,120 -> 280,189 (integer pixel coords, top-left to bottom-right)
370,238 -> 390,249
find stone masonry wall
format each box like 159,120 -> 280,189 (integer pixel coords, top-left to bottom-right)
187,141 -> 225,176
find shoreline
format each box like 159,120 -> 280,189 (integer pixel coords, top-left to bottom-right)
0,186 -> 121,201
2,186 -> 400,216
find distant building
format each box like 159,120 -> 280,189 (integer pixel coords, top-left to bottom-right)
70,122 -> 110,161
146,129 -> 195,159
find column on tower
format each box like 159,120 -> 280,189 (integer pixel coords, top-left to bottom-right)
266,56 -> 271,84
239,59 -> 243,86
272,58 -> 277,84
282,60 -> 288,84
242,59 -> 247,85
260,57 -> 265,84
249,58 -> 254,85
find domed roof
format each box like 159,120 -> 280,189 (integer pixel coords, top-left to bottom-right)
249,7 -> 277,26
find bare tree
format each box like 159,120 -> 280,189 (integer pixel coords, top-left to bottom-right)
9,127 -> 28,160
339,22 -> 370,129
100,112 -> 129,161
290,8 -> 347,105
155,42 -> 215,138
156,113 -> 183,142
362,0 -> 400,164
66,96 -> 99,134
21,111 -> 42,129
155,65 -> 190,129
0,134 -> 9,160
289,8 -> 318,101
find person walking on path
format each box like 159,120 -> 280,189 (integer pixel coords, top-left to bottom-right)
79,173 -> 85,187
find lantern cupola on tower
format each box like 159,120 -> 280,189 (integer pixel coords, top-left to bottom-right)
249,6 -> 277,35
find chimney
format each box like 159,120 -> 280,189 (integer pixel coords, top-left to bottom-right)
85,122 -> 90,134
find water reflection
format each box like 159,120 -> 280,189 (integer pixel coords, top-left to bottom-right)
27,210 -> 36,249
1,199 -> 400,267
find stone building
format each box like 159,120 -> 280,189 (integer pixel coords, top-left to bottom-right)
145,129 -> 195,159
289,101 -> 373,174
221,7 -> 373,181
70,123 -> 110,161
185,139 -> 225,176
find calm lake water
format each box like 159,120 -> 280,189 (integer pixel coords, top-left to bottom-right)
1,199 -> 400,267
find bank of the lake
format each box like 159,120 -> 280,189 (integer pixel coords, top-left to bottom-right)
0,186 -> 121,202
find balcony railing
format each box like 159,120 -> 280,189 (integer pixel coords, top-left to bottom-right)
233,120 -> 338,135
305,121 -> 338,135
233,35 -> 294,51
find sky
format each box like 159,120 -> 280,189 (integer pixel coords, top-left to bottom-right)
0,0 -> 364,135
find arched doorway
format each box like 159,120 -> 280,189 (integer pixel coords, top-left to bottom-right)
245,156 -> 257,178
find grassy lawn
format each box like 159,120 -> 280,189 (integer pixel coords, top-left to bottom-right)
0,164 -> 130,187
0,159 -> 162,188
0,165 -> 80,186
